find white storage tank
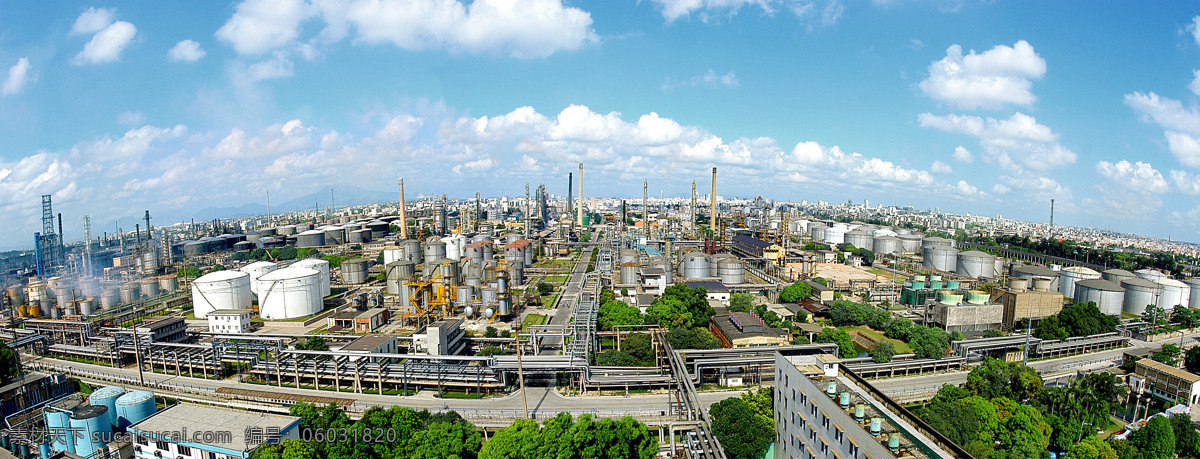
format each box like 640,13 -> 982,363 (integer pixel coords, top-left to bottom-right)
443,236 -> 463,261
191,270 -> 252,318
1012,265 -> 1060,293
808,224 -> 826,242
239,261 -> 279,296
823,227 -> 846,245
401,240 -> 422,263
1156,277 -> 1190,309
872,236 -> 901,257
1121,277 -> 1163,316
382,248 -> 404,266
292,258 -> 331,298
158,274 -> 179,294
897,234 -> 922,253
296,230 -> 326,248
257,267 -> 323,320
1135,269 -> 1170,283
922,246 -> 958,272
718,258 -> 745,285
1187,278 -> 1200,309
844,230 -> 874,251
424,241 -> 447,264
1074,278 -> 1125,316
619,263 -> 639,285
956,251 -> 997,279
681,252 -> 710,279
387,261 -> 416,294
1102,269 -> 1136,283
1059,266 -> 1101,299
341,259 -> 369,284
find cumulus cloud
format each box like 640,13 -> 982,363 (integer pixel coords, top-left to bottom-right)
652,0 -> 843,27
918,112 -> 1076,171
992,183 -> 1010,194
931,160 -> 952,174
919,40 -> 1046,110
663,69 -> 739,90
1170,169 -> 1200,195
1095,160 -> 1168,194
1190,16 -> 1200,47
216,0 -> 596,60
116,111 -> 145,126
2,58 -> 32,96
954,180 -> 978,195
952,145 -> 974,163
168,40 -> 207,62
72,21 -> 137,65
1124,91 -> 1200,167
70,7 -> 114,35
245,52 -> 295,81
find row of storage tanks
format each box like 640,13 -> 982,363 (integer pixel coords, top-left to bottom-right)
6,274 -> 180,319
192,258 -> 331,320
380,234 -> 533,318
798,221 -> 926,255
42,386 -> 157,457
1064,267 -> 1200,316
672,251 -> 746,284
182,220 -> 397,255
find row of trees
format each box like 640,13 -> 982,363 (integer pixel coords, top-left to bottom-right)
1032,302 -> 1120,340
709,388 -> 774,459
825,300 -> 953,359
969,234 -> 1182,274
918,358 -> 1131,458
595,285 -> 722,364
252,402 -> 658,459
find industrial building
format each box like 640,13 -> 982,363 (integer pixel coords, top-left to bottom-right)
925,290 -> 1003,333
340,334 -> 400,361
207,309 -> 253,334
774,351 -> 962,458
1131,359 -> 1200,409
128,403 -> 300,459
709,312 -> 790,348
999,277 -> 1065,328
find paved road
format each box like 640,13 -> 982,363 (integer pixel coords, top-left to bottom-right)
539,245 -> 593,355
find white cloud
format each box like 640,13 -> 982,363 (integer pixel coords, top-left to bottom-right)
1170,169 -> 1200,195
653,0 -> 843,27
1124,92 -> 1200,135
918,112 -> 1076,171
919,40 -> 1046,110
992,183 -> 1011,194
1095,160 -> 1168,194
73,125 -> 188,163
168,40 -> 207,62
663,69 -> 739,90
217,0 -> 596,60
1190,16 -> 1200,47
72,21 -> 137,65
999,172 -> 1071,199
1189,70 -> 1200,97
931,160 -> 952,174
954,180 -> 978,195
116,111 -> 145,126
2,58 -> 32,96
246,52 -> 295,81
71,7 -> 114,35
952,145 -> 974,163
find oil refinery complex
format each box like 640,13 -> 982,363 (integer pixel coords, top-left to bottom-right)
1,166 -> 1199,458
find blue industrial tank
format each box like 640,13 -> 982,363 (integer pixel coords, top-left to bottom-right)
115,391 -> 156,430
43,399 -> 80,454
88,386 -> 126,429
69,405 -> 111,458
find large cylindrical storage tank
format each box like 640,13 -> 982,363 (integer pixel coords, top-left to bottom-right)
922,246 -> 958,272
341,259 -> 369,284
324,226 -> 345,245
508,261 -> 525,287
456,285 -> 476,308
522,241 -> 533,266
53,286 -> 75,306
1121,278 -> 1163,316
77,298 -> 95,316
497,270 -> 511,316
618,249 -> 638,265
873,236 -> 901,256
1031,277 -> 1054,292
100,288 -> 120,310
1059,266 -> 1101,299
45,399 -> 79,454
239,261 -> 279,296
368,221 -> 390,238
481,287 -> 498,305
115,391 -> 155,430
70,405 -> 111,458
1136,269 -> 1170,283
140,278 -> 161,299
1187,278 -> 1200,309
191,271 -> 252,318
386,262 -> 416,294
434,258 -> 459,286
1157,278 -> 1190,309
718,259 -> 745,285
464,244 -> 485,264
845,230 -> 873,251
1102,269 -> 1136,283
808,224 -> 826,243
119,283 -> 140,304
424,241 -> 447,264
382,248 -> 404,266
400,240 -> 421,263
257,267 -> 323,320
1012,265 -> 1060,292
6,285 -> 24,308
296,230 -> 326,248
443,237 -> 462,261
956,251 -> 996,279
292,258 -> 331,298
141,250 -> 160,275
1074,279 -> 1125,316
88,386 -> 125,429
823,227 -> 846,245
504,244 -> 523,264
681,253 -> 710,279
349,229 -> 371,243
619,263 -> 639,284
79,277 -> 102,298
159,274 -> 179,293
259,227 -> 278,236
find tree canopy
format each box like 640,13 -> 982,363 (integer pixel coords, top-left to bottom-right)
779,282 -> 812,303
814,327 -> 858,358
709,397 -> 773,459
597,300 -> 642,331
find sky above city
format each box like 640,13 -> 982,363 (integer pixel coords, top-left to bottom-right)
2,1 -> 1200,249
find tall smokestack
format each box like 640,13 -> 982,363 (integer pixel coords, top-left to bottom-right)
567,172 -> 573,216
691,181 -> 697,236
710,167 -> 717,236
577,163 -> 584,227
398,178 -> 408,239
643,180 -> 648,233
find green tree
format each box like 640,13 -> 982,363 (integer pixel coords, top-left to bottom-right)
964,358 -> 1043,402
1130,415 -> 1175,459
410,421 -> 482,459
646,296 -> 693,329
179,266 -> 202,278
478,345 -> 506,356
1174,305 -> 1200,328
779,282 -> 812,303
1066,435 -> 1118,459
728,293 -> 754,313
908,326 -> 950,360
537,282 -> 554,295
296,336 -> 328,351
665,327 -> 720,349
1033,315 -> 1069,340
1152,344 -> 1182,366
709,398 -> 773,459
280,439 -> 320,459
812,277 -> 828,286
870,341 -> 895,363
1170,413 -> 1200,459
814,327 -> 858,358
480,418 -> 542,459
598,301 -> 643,331
484,326 -> 498,338
0,344 -> 19,386
596,350 -> 641,366
1186,346 -> 1200,374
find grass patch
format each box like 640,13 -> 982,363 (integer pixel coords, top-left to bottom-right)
1098,416 -> 1125,439
522,314 -> 548,329
838,324 -> 912,354
544,275 -> 568,284
437,390 -> 489,399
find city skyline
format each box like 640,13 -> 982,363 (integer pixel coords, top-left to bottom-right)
3,2 -> 1200,247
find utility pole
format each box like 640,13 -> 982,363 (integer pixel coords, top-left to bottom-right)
516,332 -> 528,419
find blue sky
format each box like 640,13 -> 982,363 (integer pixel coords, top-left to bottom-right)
2,0 -> 1200,249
